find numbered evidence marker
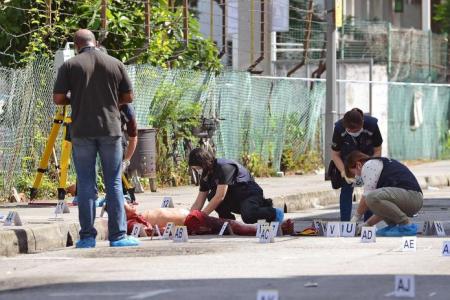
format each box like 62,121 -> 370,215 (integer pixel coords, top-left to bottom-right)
340,222 -> 357,237
218,221 -> 229,236
162,222 -> 175,240
161,196 -> 174,208
401,236 -> 417,252
422,220 -> 446,236
256,289 -> 279,300
360,226 -> 376,243
173,226 -> 188,242
326,221 -> 341,237
256,220 -> 267,237
433,221 -> 446,237
131,223 -> 147,238
54,200 -> 70,216
394,275 -> 415,298
442,241 -> 450,256
153,224 -> 162,239
422,220 -> 430,235
3,211 -> 22,226
312,219 -> 325,236
270,221 -> 282,238
258,224 -> 274,243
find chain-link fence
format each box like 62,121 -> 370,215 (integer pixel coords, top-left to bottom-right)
1,58 -> 450,200
0,58 -> 324,200
0,59 -> 58,200
387,82 -> 450,160
278,18 -> 448,82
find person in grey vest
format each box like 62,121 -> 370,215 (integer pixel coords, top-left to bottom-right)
188,148 -> 285,224
345,150 -> 423,236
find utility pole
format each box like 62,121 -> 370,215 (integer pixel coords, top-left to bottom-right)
183,0 -> 189,46
324,0 -> 337,178
421,0 -> 431,32
99,0 -> 107,43
101,0 -> 107,30
144,0 -> 151,41
46,0 -> 52,26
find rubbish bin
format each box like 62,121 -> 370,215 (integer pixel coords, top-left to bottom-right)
129,127 -> 157,192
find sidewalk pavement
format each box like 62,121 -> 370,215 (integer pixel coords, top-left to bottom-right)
1,160 -> 450,256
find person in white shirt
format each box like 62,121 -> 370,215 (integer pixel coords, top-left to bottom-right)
345,151 -> 423,237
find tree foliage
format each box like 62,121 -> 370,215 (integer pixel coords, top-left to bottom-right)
0,0 -> 222,71
434,0 -> 450,34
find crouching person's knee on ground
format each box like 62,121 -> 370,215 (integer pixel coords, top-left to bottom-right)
240,195 -> 277,224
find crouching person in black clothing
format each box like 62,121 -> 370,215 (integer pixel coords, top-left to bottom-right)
188,148 -> 285,224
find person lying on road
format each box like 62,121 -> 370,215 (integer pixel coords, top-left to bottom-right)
124,202 -> 294,237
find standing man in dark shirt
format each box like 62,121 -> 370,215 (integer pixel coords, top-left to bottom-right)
330,108 -> 383,222
188,148 -> 285,224
53,29 -> 139,248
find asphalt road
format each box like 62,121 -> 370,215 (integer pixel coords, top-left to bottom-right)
1,188 -> 450,300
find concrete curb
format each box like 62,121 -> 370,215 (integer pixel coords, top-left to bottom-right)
274,175 -> 450,212
0,220 -> 109,257
0,174 -> 448,257
274,189 -> 363,212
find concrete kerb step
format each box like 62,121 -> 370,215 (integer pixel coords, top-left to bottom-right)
0,220 -> 109,257
273,174 -> 446,213
273,188 -> 363,213
425,175 -> 450,189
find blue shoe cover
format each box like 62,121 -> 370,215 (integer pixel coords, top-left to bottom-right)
75,237 -> 96,248
110,236 -> 140,247
96,197 -> 106,207
383,223 -> 417,237
274,208 -> 284,223
376,225 -> 395,236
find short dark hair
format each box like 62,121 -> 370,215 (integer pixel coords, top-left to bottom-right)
344,150 -> 371,177
188,148 -> 215,171
343,108 -> 364,130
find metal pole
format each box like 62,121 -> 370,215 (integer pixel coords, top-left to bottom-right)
421,0 -> 431,32
369,57 -> 373,115
144,0 -> 151,40
210,0 -> 214,39
183,0 -> 189,46
250,0 -> 255,63
101,0 -> 107,30
324,0 -> 337,178
218,0 -> 227,58
99,0 -> 107,43
387,22 -> 391,76
46,0 -> 52,26
428,30 -> 432,82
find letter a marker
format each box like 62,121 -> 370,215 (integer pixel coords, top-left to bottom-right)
394,275 -> 415,298
360,226 -> 376,243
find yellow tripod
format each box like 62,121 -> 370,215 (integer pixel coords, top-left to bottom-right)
122,174 -> 136,203
30,105 -> 72,201
30,105 -> 136,202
